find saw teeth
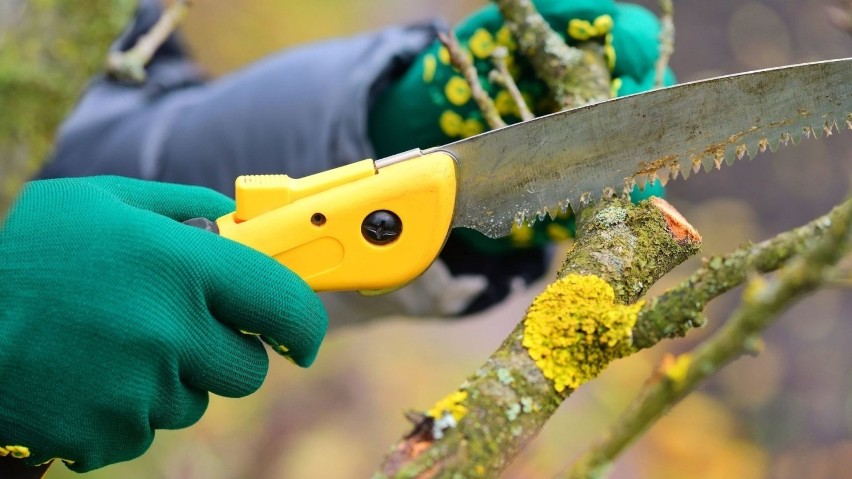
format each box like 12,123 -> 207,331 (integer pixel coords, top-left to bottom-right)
656,167 -> 672,186
735,144 -> 748,160
670,161 -> 682,180
823,120 -> 836,136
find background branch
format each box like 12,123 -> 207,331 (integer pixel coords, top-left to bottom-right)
106,0 -> 191,84
437,31 -> 506,129
654,0 -> 675,88
0,0 -> 136,223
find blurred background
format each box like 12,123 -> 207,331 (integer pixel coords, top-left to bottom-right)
29,0 -> 852,477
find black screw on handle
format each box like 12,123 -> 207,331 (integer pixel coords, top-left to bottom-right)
361,210 -> 402,245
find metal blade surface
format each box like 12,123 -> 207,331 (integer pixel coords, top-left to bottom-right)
431,58 -> 851,238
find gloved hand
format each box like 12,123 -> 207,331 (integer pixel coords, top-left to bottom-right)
369,0 -> 671,251
368,0 -> 672,311
0,176 -> 327,472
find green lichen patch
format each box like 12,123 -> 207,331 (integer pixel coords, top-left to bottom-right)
522,274 -> 643,393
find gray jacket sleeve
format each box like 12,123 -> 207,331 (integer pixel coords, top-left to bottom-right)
40,10 -> 441,197
40,1 -> 548,323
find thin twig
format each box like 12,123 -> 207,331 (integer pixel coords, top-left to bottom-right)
562,197 -> 852,479
437,31 -> 506,129
489,46 -> 534,121
654,0 -> 675,88
106,0 -> 191,84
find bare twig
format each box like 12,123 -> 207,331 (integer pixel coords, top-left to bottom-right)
437,31 -> 506,129
562,196 -> 852,479
106,0 -> 191,84
654,0 -> 675,88
489,46 -> 534,121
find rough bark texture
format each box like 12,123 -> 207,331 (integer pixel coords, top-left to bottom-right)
493,0 -> 611,109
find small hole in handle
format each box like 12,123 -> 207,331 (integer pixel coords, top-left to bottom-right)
311,213 -> 327,226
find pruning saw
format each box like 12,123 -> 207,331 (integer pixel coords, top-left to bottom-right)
3,56 -> 851,479
207,58 -> 851,292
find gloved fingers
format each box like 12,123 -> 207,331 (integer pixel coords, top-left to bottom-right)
78,175 -> 235,221
148,378 -> 210,430
181,316 -> 270,398
611,3 -> 667,82
195,234 -> 328,367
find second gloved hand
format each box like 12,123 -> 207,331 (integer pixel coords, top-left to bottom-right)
366,0 -> 672,312
0,176 -> 327,472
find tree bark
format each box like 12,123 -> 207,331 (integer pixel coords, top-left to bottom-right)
376,197 -> 701,479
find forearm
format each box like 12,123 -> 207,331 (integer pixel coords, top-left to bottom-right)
41,22 -> 441,196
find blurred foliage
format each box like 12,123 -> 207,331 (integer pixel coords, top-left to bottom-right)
0,0 -> 135,218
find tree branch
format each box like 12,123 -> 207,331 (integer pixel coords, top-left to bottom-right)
562,196 -> 852,479
492,0 -> 611,109
0,1 -> 136,222
489,46 -> 535,121
106,0 -> 191,84
632,197 -> 849,348
437,31 -> 506,130
654,0 -> 675,88
376,198 -> 701,478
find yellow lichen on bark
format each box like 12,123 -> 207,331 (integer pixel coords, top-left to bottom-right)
523,274 -> 643,392
426,390 -> 469,422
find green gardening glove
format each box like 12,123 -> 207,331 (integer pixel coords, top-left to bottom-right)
369,0 -> 673,253
0,176 -> 327,472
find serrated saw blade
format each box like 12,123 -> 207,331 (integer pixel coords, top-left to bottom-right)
429,58 -> 850,238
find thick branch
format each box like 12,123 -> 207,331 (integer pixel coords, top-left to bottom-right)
492,0 -> 611,108
376,198 -> 700,478
563,196 -> 852,479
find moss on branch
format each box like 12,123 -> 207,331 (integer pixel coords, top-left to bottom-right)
563,196 -> 852,479
492,0 -> 611,109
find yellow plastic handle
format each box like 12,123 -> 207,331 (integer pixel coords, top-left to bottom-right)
215,152 -> 457,292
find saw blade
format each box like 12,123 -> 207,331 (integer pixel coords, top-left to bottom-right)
430,58 -> 851,238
